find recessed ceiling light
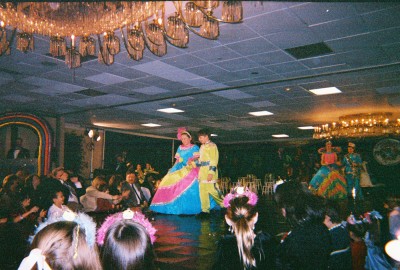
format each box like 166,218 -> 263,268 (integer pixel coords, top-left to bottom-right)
141,123 -> 161,127
157,108 -> 184,113
272,134 -> 289,138
298,126 -> 315,130
249,110 -> 274,116
309,87 -> 342,96
210,133 -> 218,137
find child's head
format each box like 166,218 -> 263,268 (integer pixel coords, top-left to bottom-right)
52,190 -> 64,207
324,199 -> 342,227
101,219 -> 156,270
30,221 -> 101,270
347,222 -> 369,241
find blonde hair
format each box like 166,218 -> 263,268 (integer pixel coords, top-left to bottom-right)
91,176 -> 106,188
31,221 -> 101,270
226,196 -> 258,269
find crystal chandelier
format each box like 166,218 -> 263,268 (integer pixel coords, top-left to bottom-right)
0,1 -> 243,69
313,113 -> 400,139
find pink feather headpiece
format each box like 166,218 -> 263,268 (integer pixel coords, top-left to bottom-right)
177,127 -> 191,140
96,210 -> 156,245
223,187 -> 258,208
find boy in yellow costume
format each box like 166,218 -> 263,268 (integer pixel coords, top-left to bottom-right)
197,129 -> 224,213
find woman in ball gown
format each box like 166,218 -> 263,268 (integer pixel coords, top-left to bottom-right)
309,141 -> 348,200
150,128 -> 201,215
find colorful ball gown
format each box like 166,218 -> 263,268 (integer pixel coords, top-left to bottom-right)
309,150 -> 348,200
150,144 -> 201,215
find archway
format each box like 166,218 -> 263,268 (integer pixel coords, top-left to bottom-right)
0,113 -> 52,176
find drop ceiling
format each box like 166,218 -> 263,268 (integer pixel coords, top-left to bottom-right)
0,1 -> 400,144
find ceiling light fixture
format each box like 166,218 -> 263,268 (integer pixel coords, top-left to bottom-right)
249,110 -> 274,116
157,108 -> 184,113
298,126 -> 315,130
313,112 -> 400,139
309,87 -> 342,96
141,123 -> 161,127
0,1 -> 243,68
272,134 -> 289,138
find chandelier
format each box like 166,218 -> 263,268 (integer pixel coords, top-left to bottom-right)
313,112 -> 400,139
0,1 -> 243,68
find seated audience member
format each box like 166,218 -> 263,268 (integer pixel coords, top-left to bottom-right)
80,176 -> 127,213
212,187 -> 276,270
0,174 -> 21,217
47,190 -> 70,220
108,174 -> 124,196
386,196 -> 400,240
274,181 -> 332,270
97,209 -> 157,270
19,212 -> 101,270
347,218 -> 368,270
121,169 -> 148,208
68,172 -> 86,200
23,174 -> 42,207
323,200 -> 352,270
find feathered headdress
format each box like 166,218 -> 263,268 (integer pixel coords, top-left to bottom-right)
96,209 -> 156,246
223,186 -> 258,208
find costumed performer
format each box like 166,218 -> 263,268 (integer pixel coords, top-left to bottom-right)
309,141 -> 348,200
197,128 -> 224,214
342,142 -> 363,199
150,128 -> 202,215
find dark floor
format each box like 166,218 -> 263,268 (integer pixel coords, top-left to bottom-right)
152,186 -> 389,270
151,194 -> 288,270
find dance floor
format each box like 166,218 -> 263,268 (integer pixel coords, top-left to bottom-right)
151,187 -> 387,270
151,194 -> 289,270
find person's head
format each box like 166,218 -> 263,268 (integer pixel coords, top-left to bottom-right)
197,128 -> 210,144
15,137 -> 23,147
348,142 -> 355,153
225,196 -> 258,269
31,221 -> 101,270
92,176 -> 107,189
101,220 -> 156,270
25,174 -> 41,189
324,199 -> 342,228
2,174 -> 19,193
180,131 -> 192,146
52,190 -> 65,207
59,170 -> 69,182
347,221 -> 368,241
275,181 -> 325,227
69,172 -> 80,183
325,140 -> 332,150
109,174 -> 124,187
116,154 -> 124,163
52,167 -> 65,180
145,163 -> 152,170
126,169 -> 137,184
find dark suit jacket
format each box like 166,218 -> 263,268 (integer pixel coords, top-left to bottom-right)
7,147 -> 30,159
121,181 -> 147,208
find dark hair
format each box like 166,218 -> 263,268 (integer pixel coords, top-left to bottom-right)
197,128 -> 210,137
51,189 -> 64,200
126,168 -> 136,176
101,220 -> 156,270
25,174 -> 40,188
275,181 -> 325,227
324,199 -> 341,224
226,196 -> 258,268
347,222 -> 369,238
1,174 -> 19,193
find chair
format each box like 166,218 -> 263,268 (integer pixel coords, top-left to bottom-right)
262,182 -> 274,195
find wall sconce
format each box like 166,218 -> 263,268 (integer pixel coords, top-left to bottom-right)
86,128 -> 101,142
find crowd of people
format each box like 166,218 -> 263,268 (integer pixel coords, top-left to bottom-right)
1,129 -> 400,269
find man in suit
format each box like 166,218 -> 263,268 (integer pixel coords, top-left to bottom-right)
7,138 -> 30,159
121,169 -> 148,208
